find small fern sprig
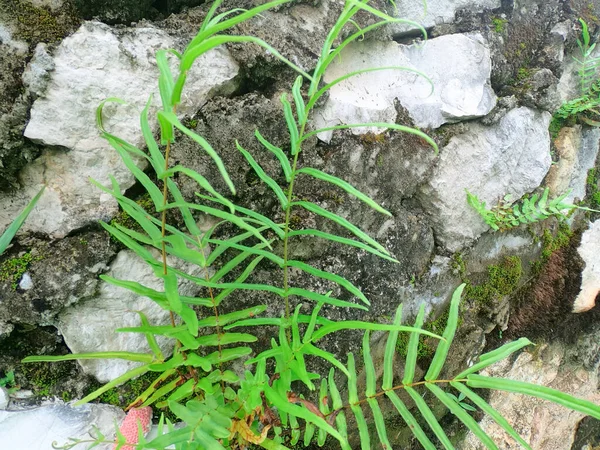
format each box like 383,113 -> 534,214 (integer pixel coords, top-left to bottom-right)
466,187 -> 597,231
575,18 -> 600,95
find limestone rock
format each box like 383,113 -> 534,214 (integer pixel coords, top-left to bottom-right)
546,126 -> 600,204
0,20 -> 239,239
313,33 -> 496,141
458,338 -> 600,449
0,401 -> 123,450
0,231 -> 115,330
573,220 -> 600,313
58,249 -> 205,382
418,107 -> 552,252
390,0 -> 501,34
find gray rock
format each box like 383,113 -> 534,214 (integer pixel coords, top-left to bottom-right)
546,126 -> 600,204
58,249 -> 206,382
458,336 -> 600,450
418,107 -> 552,252
0,231 -> 115,330
0,401 -> 123,450
0,20 -> 239,239
21,43 -> 55,99
313,33 -> 496,142
390,0 -> 501,34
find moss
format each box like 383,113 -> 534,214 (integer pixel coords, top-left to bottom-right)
491,17 -> 507,33
21,360 -> 75,399
109,193 -> 154,240
0,1 -> 80,45
359,132 -> 386,146
450,252 -> 466,279
396,308 -> 463,358
463,256 -> 523,306
0,251 -> 43,290
586,167 -> 600,209
516,67 -> 532,81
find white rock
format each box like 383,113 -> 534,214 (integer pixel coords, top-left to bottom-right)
0,401 -> 123,450
418,107 -> 552,252
58,249 -> 205,382
390,0 -> 501,34
313,33 -> 496,141
0,387 -> 8,410
18,273 -> 33,290
546,126 -> 600,204
573,220 -> 600,313
0,21 -> 239,239
458,342 -> 600,450
21,43 -> 55,98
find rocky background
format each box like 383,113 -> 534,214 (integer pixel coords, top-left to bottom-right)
1,0 -> 600,448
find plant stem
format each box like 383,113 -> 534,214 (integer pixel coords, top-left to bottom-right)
160,140 -> 176,329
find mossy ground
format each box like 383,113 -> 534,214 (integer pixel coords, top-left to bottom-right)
0,251 -> 43,289
530,223 -> 573,276
463,256 -> 523,306
0,0 -> 80,45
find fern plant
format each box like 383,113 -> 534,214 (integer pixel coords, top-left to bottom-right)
466,187 -> 596,231
574,18 -> 600,96
20,1 -> 600,449
553,18 -> 600,127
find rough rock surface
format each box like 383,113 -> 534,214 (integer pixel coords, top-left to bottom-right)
313,33 -> 496,141
418,107 -> 552,252
573,220 -> 600,313
546,126 -> 600,203
58,249 -> 205,382
0,401 -> 123,450
0,231 -> 116,335
459,336 -> 600,450
0,20 -> 239,239
390,0 -> 501,34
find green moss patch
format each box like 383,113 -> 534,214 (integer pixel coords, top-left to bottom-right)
463,256 -> 523,306
0,251 -> 42,289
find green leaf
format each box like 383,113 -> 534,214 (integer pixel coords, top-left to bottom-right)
287,259 -> 369,305
22,352 -> 153,363
236,140 -> 288,209
382,304 -> 403,389
280,94 -> 299,153
292,75 -> 306,121
296,167 -> 392,216
425,284 -> 465,381
388,388 -> 438,450
291,201 -> 389,254
195,333 -> 257,346
455,337 -> 533,379
427,383 -> 498,450
405,386 -> 453,450
95,97 -> 127,133
310,320 -> 441,342
347,352 -> 370,450
134,311 -> 164,360
451,382 -> 532,450
288,229 -> 398,262
75,365 -> 149,405
0,186 -> 44,256
302,122 -> 438,153
362,330 -> 391,448
467,374 -> 600,420
254,130 -> 292,182
157,111 -> 235,194
263,384 -> 350,449
403,303 -> 426,385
